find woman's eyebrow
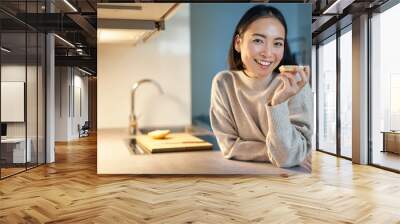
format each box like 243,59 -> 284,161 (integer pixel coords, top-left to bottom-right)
252,33 -> 284,41
252,33 -> 266,38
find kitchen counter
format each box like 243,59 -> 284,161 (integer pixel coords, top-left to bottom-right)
97,128 -> 310,175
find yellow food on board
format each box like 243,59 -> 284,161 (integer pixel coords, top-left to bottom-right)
279,65 -> 305,73
148,129 -> 171,139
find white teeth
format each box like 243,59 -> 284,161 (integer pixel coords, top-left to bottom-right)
255,59 -> 271,66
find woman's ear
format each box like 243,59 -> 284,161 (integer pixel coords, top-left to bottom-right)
234,34 -> 241,53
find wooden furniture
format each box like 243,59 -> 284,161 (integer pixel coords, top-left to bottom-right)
381,131 -> 400,154
136,133 -> 212,153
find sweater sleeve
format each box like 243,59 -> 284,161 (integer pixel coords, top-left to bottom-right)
265,83 -> 314,168
210,76 -> 269,162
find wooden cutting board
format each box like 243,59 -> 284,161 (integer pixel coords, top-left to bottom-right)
136,133 -> 213,153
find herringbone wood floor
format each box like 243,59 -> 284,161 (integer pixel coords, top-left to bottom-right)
1,134 -> 400,223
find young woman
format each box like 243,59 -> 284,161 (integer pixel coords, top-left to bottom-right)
210,5 -> 313,168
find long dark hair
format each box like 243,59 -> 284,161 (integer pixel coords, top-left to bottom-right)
228,5 -> 296,73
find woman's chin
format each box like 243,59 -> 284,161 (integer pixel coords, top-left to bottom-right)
254,71 -> 272,79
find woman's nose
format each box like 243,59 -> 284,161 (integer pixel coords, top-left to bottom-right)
260,44 -> 273,57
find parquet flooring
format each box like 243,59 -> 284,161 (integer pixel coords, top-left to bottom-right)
1,167 -> 25,178
1,134 -> 400,223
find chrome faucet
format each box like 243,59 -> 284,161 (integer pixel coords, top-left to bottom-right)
130,79 -> 164,135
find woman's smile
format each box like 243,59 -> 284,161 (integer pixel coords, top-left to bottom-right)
254,59 -> 273,69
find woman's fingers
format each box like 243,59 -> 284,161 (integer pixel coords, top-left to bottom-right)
297,66 -> 310,87
280,74 -> 291,89
297,71 -> 306,86
281,72 -> 298,91
274,65 -> 311,104
304,65 -> 310,79
286,73 -> 298,88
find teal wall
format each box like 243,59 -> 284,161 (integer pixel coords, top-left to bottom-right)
190,3 -> 312,127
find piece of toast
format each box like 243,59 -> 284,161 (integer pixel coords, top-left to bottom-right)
147,129 -> 171,139
279,65 -> 305,73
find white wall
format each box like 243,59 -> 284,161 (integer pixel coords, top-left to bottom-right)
72,73 -> 89,138
55,67 -> 69,141
55,67 -> 89,141
98,4 -> 191,129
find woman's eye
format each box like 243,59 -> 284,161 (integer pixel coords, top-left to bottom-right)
274,42 -> 284,47
253,39 -> 263,44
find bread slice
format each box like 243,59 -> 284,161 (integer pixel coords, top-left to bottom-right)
279,65 -> 305,73
148,129 -> 171,139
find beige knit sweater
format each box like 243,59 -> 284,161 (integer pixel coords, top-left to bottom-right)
210,70 -> 313,168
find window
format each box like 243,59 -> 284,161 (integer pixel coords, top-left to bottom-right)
339,27 -> 352,158
371,2 -> 400,171
317,35 -> 337,155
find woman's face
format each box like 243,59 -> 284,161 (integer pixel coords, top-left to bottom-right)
235,17 -> 285,78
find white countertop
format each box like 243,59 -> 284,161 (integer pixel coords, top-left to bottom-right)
97,128 -> 310,175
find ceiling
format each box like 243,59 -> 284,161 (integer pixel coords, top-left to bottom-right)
97,3 -> 177,20
311,0 -> 389,43
97,3 -> 179,44
0,0 -> 97,74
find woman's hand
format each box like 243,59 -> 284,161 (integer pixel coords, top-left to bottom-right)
270,65 -> 310,106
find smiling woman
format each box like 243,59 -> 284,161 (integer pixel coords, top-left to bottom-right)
210,5 -> 313,169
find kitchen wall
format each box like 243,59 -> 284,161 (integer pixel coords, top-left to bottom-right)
97,3 -> 310,130
55,67 -> 89,141
190,3 -> 312,126
98,4 -> 191,129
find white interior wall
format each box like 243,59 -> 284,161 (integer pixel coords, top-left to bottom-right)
55,67 -> 89,141
98,4 -> 191,129
72,73 -> 89,138
74,74 -> 89,123
55,67 -> 71,141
